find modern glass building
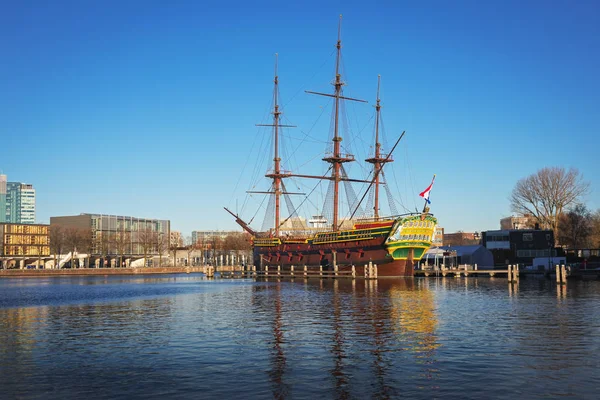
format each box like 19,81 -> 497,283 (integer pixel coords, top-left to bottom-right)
0,175 -> 6,223
5,182 -> 36,224
51,213 -> 170,256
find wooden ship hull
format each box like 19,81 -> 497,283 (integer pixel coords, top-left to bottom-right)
253,215 -> 437,277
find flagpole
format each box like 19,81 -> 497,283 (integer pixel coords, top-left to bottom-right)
421,174 -> 436,214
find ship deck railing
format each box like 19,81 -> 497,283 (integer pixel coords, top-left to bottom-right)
252,213 -> 433,239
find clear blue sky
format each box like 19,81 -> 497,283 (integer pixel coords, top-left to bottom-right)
2,0 -> 599,238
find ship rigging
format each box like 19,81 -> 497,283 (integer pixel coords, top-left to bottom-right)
225,16 -> 438,276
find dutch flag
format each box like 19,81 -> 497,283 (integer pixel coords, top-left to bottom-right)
419,175 -> 436,204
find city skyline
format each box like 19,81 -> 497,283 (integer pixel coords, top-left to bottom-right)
2,1 -> 599,236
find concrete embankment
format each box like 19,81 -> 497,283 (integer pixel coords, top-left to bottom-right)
0,266 -> 209,278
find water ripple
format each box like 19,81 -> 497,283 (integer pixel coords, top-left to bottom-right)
0,275 -> 599,399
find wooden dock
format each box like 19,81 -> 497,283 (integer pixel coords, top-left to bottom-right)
414,269 -> 509,278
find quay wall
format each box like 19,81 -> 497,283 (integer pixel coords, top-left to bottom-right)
0,266 -> 212,278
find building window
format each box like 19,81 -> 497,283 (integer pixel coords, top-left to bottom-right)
523,233 -> 533,241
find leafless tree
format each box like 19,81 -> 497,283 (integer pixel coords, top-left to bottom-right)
185,236 -> 201,266
96,231 -> 113,268
591,209 -> 600,248
170,231 -> 183,248
558,204 -> 593,249
79,229 -> 93,264
169,241 -> 180,267
510,167 -> 589,243
114,229 -> 131,268
223,232 -> 252,263
156,232 -> 168,267
208,235 -> 224,265
64,227 -> 92,268
49,225 -> 65,269
139,228 -> 157,267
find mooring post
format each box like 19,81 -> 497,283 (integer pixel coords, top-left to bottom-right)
206,266 -> 214,278
514,264 -> 519,281
374,264 -> 378,279
334,263 -> 338,278
351,265 -> 356,279
561,264 -> 567,285
303,265 -> 307,278
290,265 -> 294,277
265,266 -> 269,277
508,265 -> 513,282
319,265 -> 323,278
474,263 -> 478,271
364,264 -> 369,279
277,265 -> 281,276
556,265 -> 561,284
332,251 -> 337,272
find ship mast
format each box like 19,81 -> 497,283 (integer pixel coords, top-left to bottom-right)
253,54 -> 296,237
331,16 -> 344,231
303,15 -> 367,231
272,55 -> 283,236
365,75 -> 393,220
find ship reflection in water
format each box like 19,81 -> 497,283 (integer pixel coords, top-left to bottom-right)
252,278 -> 441,399
1,275 -> 600,399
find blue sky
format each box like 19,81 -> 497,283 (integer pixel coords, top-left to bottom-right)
1,0 -> 599,237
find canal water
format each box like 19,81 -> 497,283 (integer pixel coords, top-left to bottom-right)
0,275 -> 598,399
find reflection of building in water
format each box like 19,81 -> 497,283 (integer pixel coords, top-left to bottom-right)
0,305 -> 50,376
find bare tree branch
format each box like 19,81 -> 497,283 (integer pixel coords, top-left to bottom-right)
510,167 -> 589,243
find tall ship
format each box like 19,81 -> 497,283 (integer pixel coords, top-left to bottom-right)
226,17 -> 437,277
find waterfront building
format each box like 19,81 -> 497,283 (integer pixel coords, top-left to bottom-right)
5,182 -> 36,224
432,226 -> 444,247
482,229 -> 556,267
50,213 -> 170,259
0,175 -> 6,223
500,214 -> 535,230
0,223 -> 50,268
443,231 -> 480,246
308,215 -> 327,228
421,245 -> 493,269
191,230 -> 239,245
